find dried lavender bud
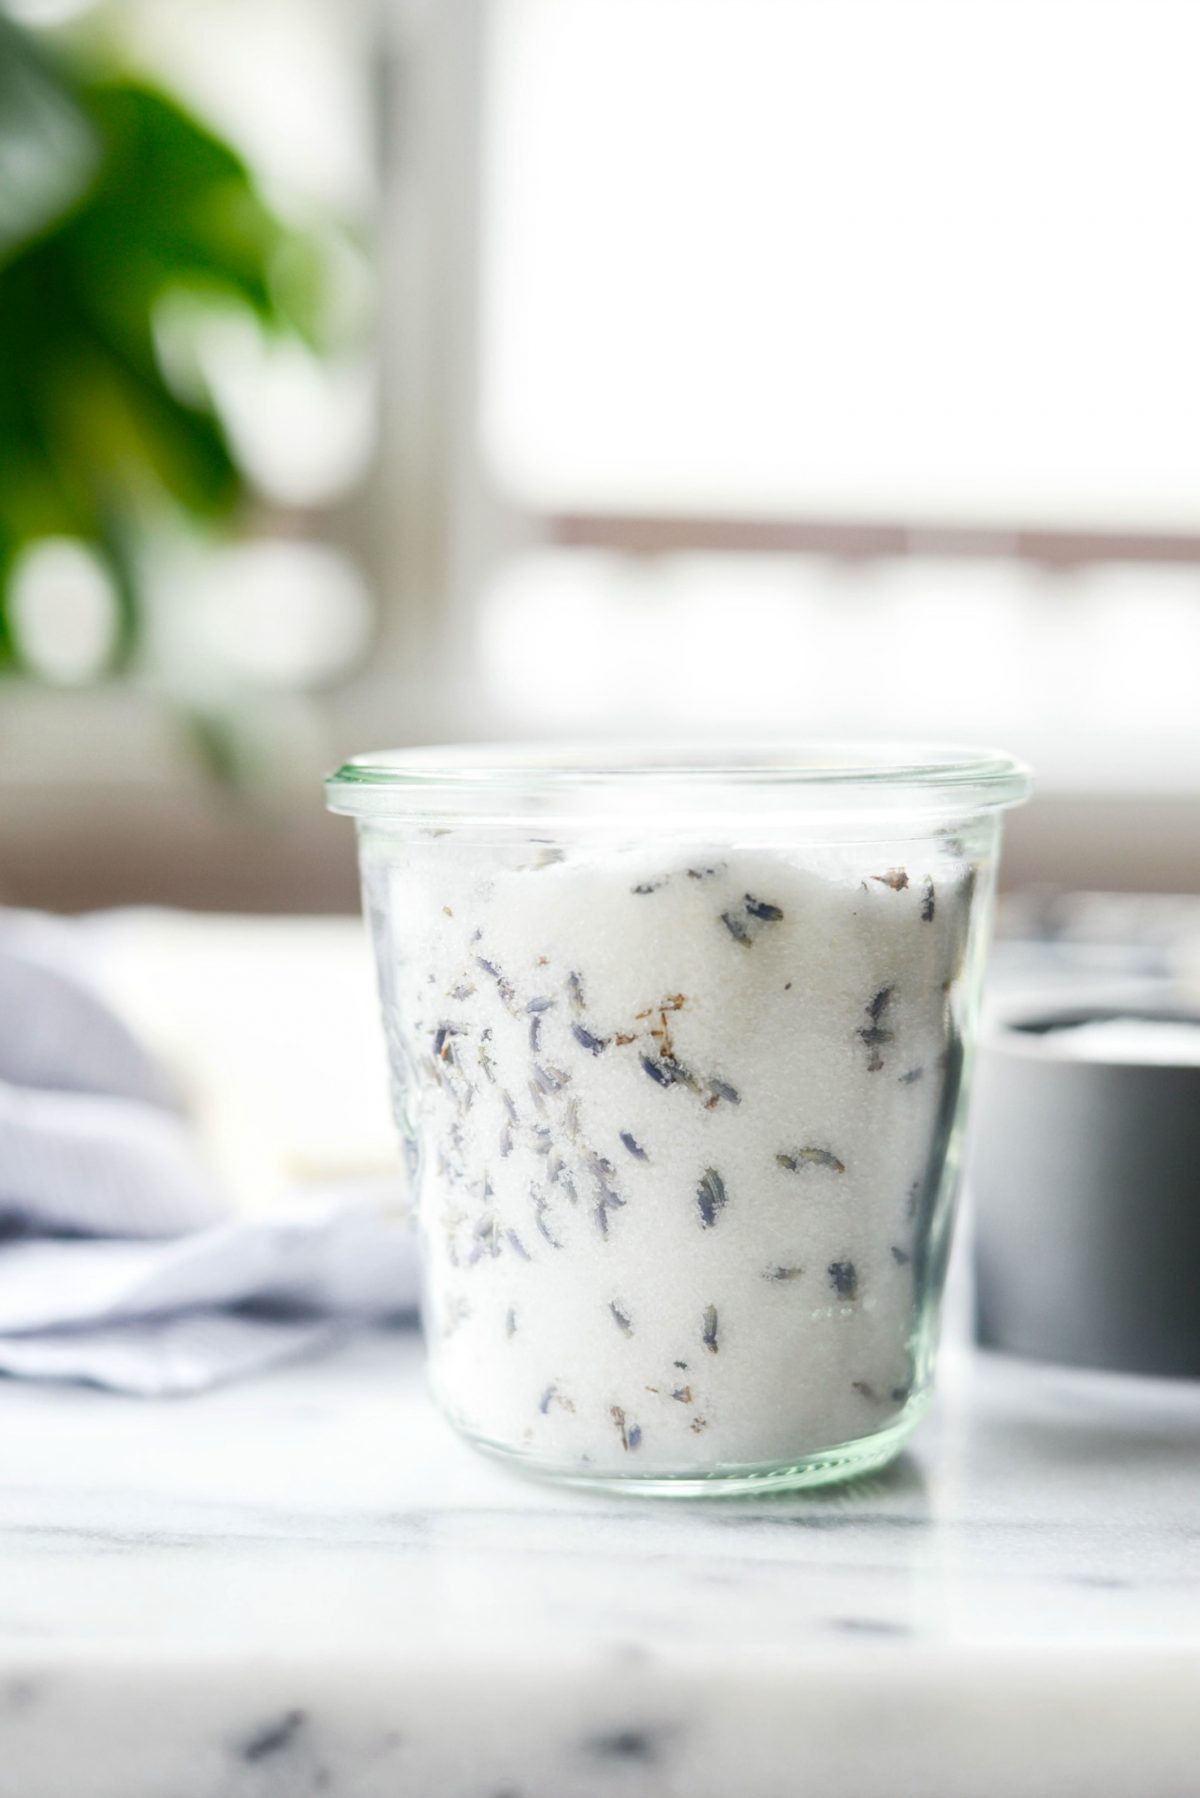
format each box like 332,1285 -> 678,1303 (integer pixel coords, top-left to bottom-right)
651,1050 -> 698,1093
593,1190 -> 626,1237
920,877 -> 936,922
531,1062 -> 569,1095
610,1405 -> 641,1450
720,910 -> 753,947
526,996 -> 554,1013
475,956 -> 515,1003
702,1304 -> 719,1353
538,1385 -> 555,1414
501,1090 -> 519,1124
776,1147 -> 846,1175
590,1153 -> 625,1235
690,1417 -> 707,1434
852,1380 -> 878,1400
450,982 -> 476,1002
532,1191 -> 562,1249
620,1131 -> 648,1161
899,1067 -> 924,1084
764,1265 -> 804,1281
696,1166 -> 728,1228
673,1359 -> 689,1370
632,880 -> 665,895
499,1124 -> 513,1159
687,864 -> 723,879
567,970 -> 586,1012
528,1050 -> 554,1093
891,1386 -> 912,1403
506,1228 -> 531,1260
828,1260 -> 858,1300
659,1054 -> 699,1090
744,894 -> 784,922
472,1212 -> 502,1259
572,1022 -> 608,1056
609,1300 -> 633,1336
239,1711 -> 307,1764
528,1016 -> 543,1053
890,1245 -> 911,1265
671,1385 -> 692,1403
706,1076 -> 741,1107
871,869 -> 909,891
505,1307 -> 517,1338
858,987 -> 896,1070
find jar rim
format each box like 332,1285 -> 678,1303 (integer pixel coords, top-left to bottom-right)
325,739 -> 1032,818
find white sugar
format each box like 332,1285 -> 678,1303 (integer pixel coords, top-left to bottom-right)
371,839 -> 976,1477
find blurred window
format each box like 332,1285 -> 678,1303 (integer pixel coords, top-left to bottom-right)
458,0 -> 1200,781
483,0 -> 1200,529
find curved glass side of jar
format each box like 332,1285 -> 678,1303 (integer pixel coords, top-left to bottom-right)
353,805 -> 1005,1493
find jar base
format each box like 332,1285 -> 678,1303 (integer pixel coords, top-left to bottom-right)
454,1396 -> 928,1498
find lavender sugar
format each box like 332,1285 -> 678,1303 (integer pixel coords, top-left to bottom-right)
373,840 -> 976,1479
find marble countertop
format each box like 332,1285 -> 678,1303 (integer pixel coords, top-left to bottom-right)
0,1332 -> 1197,1798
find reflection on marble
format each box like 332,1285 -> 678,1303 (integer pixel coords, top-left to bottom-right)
0,1333 -> 1197,1797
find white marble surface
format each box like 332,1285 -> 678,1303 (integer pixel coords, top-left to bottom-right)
0,1332 -> 1198,1798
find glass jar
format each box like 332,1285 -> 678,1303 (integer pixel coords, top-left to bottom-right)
327,742 -> 1030,1494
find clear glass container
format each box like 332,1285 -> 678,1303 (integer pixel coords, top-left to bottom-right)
327,742 -> 1031,1494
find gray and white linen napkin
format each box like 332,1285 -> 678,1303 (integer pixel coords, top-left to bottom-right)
0,909 -> 418,1395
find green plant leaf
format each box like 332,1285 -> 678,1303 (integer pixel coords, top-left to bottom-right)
0,28 -> 343,678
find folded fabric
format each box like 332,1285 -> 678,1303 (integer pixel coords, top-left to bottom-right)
0,908 -> 417,1395
0,1314 -> 349,1398
0,908 -> 175,1107
0,1076 -> 227,1239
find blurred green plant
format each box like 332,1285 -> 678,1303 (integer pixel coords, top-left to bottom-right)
0,14 -> 328,673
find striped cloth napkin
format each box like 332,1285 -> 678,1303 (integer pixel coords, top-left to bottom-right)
0,910 -> 418,1395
